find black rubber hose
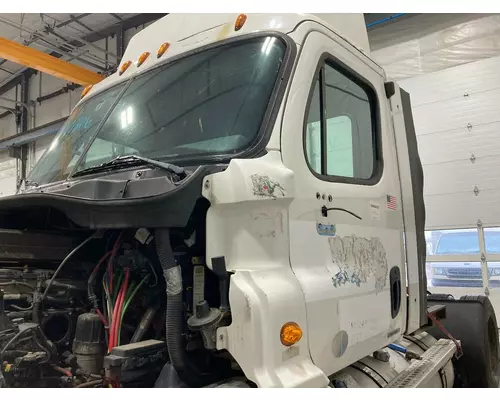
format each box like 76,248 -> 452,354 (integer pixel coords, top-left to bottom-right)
34,233 -> 97,322
155,229 -> 212,388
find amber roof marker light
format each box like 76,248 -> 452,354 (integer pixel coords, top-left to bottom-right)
81,84 -> 93,99
137,52 -> 150,67
234,14 -> 247,31
157,42 -> 171,59
119,60 -> 132,76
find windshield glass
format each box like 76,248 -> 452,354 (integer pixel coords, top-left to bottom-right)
28,36 -> 287,186
436,232 -> 500,254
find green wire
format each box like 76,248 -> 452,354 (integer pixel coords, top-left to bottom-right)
116,281 -> 136,346
102,274 -> 112,323
112,270 -> 123,306
117,276 -> 147,345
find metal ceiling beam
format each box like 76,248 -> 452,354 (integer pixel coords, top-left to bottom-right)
69,14 -> 94,32
0,117 -> 66,150
110,14 -> 123,22
0,13 -> 166,96
0,37 -> 104,86
55,13 -> 91,29
0,16 -> 109,72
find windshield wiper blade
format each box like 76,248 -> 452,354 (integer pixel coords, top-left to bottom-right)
72,155 -> 187,179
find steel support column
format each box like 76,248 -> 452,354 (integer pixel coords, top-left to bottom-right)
17,73 -> 30,189
116,24 -> 125,61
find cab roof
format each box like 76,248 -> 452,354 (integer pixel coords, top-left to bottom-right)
79,13 -> 371,104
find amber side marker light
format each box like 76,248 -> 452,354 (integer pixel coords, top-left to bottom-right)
137,52 -> 150,67
81,84 -> 93,98
157,42 -> 170,59
280,322 -> 303,346
119,60 -> 132,76
234,14 -> 247,31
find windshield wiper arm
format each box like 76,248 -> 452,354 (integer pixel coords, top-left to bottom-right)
72,155 -> 187,179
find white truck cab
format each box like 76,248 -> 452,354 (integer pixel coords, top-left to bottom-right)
0,14 -> 497,389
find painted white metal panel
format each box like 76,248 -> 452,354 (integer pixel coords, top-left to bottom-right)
311,14 -> 370,54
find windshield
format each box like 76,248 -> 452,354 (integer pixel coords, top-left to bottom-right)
435,232 -> 500,254
28,36 -> 287,186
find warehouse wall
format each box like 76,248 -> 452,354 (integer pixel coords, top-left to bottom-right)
0,19 -> 157,195
370,13 -> 500,80
370,13 -> 500,312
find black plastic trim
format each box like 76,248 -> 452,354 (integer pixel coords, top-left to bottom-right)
0,165 -> 225,229
400,88 -> 428,328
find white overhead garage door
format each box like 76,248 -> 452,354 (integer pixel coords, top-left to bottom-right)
0,150 -> 17,197
399,55 -> 500,230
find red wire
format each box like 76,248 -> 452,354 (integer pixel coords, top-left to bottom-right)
92,251 -> 112,275
108,232 -> 123,294
114,270 -> 129,347
95,308 -> 107,326
53,366 -> 73,377
108,290 -> 120,351
108,269 -> 129,352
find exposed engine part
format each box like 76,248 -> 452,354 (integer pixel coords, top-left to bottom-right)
41,310 -> 75,346
130,306 -> 157,344
103,340 -> 167,386
0,290 -> 13,332
72,312 -> 105,375
187,300 -> 222,350
0,230 -> 87,263
0,225 -> 234,388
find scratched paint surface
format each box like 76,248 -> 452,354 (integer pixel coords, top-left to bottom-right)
250,174 -> 285,199
250,211 -> 284,239
328,235 -> 388,292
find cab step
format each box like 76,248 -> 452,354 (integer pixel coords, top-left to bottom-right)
385,339 -> 457,388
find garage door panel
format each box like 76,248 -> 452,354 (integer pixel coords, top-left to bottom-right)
425,190 -> 500,229
400,55 -> 500,106
0,151 -> 16,197
417,122 -> 500,165
413,88 -> 500,135
424,157 -> 500,196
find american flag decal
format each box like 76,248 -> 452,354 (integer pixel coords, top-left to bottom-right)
386,195 -> 397,210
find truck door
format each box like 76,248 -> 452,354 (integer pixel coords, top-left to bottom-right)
281,28 -> 407,377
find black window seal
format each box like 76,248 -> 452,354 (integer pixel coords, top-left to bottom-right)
66,32 -> 297,174
302,52 -> 383,186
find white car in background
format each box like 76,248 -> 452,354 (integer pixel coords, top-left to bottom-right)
430,230 -> 500,288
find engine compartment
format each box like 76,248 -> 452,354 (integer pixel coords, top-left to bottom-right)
0,210 -> 243,388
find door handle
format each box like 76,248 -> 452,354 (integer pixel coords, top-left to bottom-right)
321,205 -> 362,220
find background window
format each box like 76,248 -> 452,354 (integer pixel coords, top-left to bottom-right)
305,61 -> 377,180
